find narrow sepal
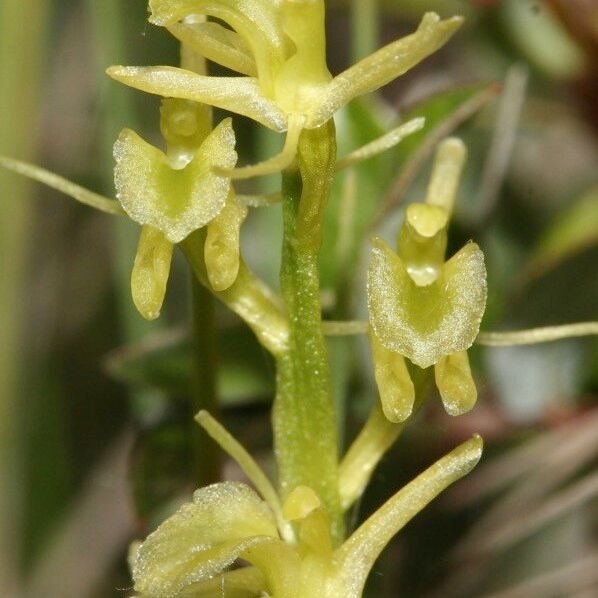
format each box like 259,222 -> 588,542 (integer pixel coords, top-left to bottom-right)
107,66 -> 286,132
312,13 -> 463,127
435,351 -> 478,415
370,329 -> 415,423
131,226 -> 174,321
337,435 -> 483,598
204,193 -> 248,292
0,155 -> 124,215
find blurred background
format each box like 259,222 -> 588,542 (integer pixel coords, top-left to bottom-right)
0,0 -> 597,596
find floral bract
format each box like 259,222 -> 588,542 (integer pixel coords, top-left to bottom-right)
130,411 -> 483,598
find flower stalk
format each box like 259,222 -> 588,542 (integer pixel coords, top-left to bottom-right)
275,122 -> 343,542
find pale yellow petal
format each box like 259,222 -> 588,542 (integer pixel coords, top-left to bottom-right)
204,193 -> 248,292
148,0 -> 287,94
107,66 -> 286,131
367,238 -> 487,368
370,330 -> 415,423
426,137 -> 467,215
131,226 -> 174,321
312,13 -> 463,126
131,482 -> 279,596
434,350 -> 477,416
113,118 -> 237,243
168,21 -> 257,77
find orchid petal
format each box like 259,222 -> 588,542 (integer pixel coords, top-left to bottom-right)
435,350 -> 477,416
168,21 -> 257,77
131,226 -> 174,321
426,137 -> 467,215
149,0 -> 287,92
337,436 -> 483,598
113,118 -> 237,243
107,66 -> 286,132
368,238 -> 487,368
370,329 -> 415,423
131,482 -> 282,597
204,192 -> 248,291
312,13 -> 463,127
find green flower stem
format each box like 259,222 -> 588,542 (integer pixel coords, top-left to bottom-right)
182,230 -> 289,356
0,0 -> 49,589
351,0 -> 380,61
274,122 -> 343,543
190,278 -> 220,485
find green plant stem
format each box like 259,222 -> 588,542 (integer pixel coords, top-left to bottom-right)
274,122 -> 343,543
190,278 -> 221,485
0,0 -> 49,589
182,231 -> 289,356
351,0 -> 379,61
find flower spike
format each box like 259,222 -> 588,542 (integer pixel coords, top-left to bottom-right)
109,10 -> 463,178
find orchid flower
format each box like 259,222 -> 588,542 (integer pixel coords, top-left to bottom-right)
107,1 -> 463,178
114,98 -> 246,319
368,138 -> 487,421
129,411 -> 483,598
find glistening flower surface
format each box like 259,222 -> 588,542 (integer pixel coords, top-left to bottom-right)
107,2 -> 463,177
129,412 -> 483,598
368,139 -> 487,420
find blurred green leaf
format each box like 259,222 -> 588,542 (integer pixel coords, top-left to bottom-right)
105,326 -> 274,406
527,187 -> 598,278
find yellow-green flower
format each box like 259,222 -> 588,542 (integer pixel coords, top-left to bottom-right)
368,138 -> 487,421
114,98 -> 243,319
129,411 -> 482,598
107,1 -> 462,178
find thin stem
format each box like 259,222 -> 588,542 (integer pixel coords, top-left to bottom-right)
182,230 -> 289,356
190,279 -> 220,485
0,0 -> 49,590
322,320 -> 598,346
274,122 -> 343,543
351,0 -> 380,61
477,322 -> 598,346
